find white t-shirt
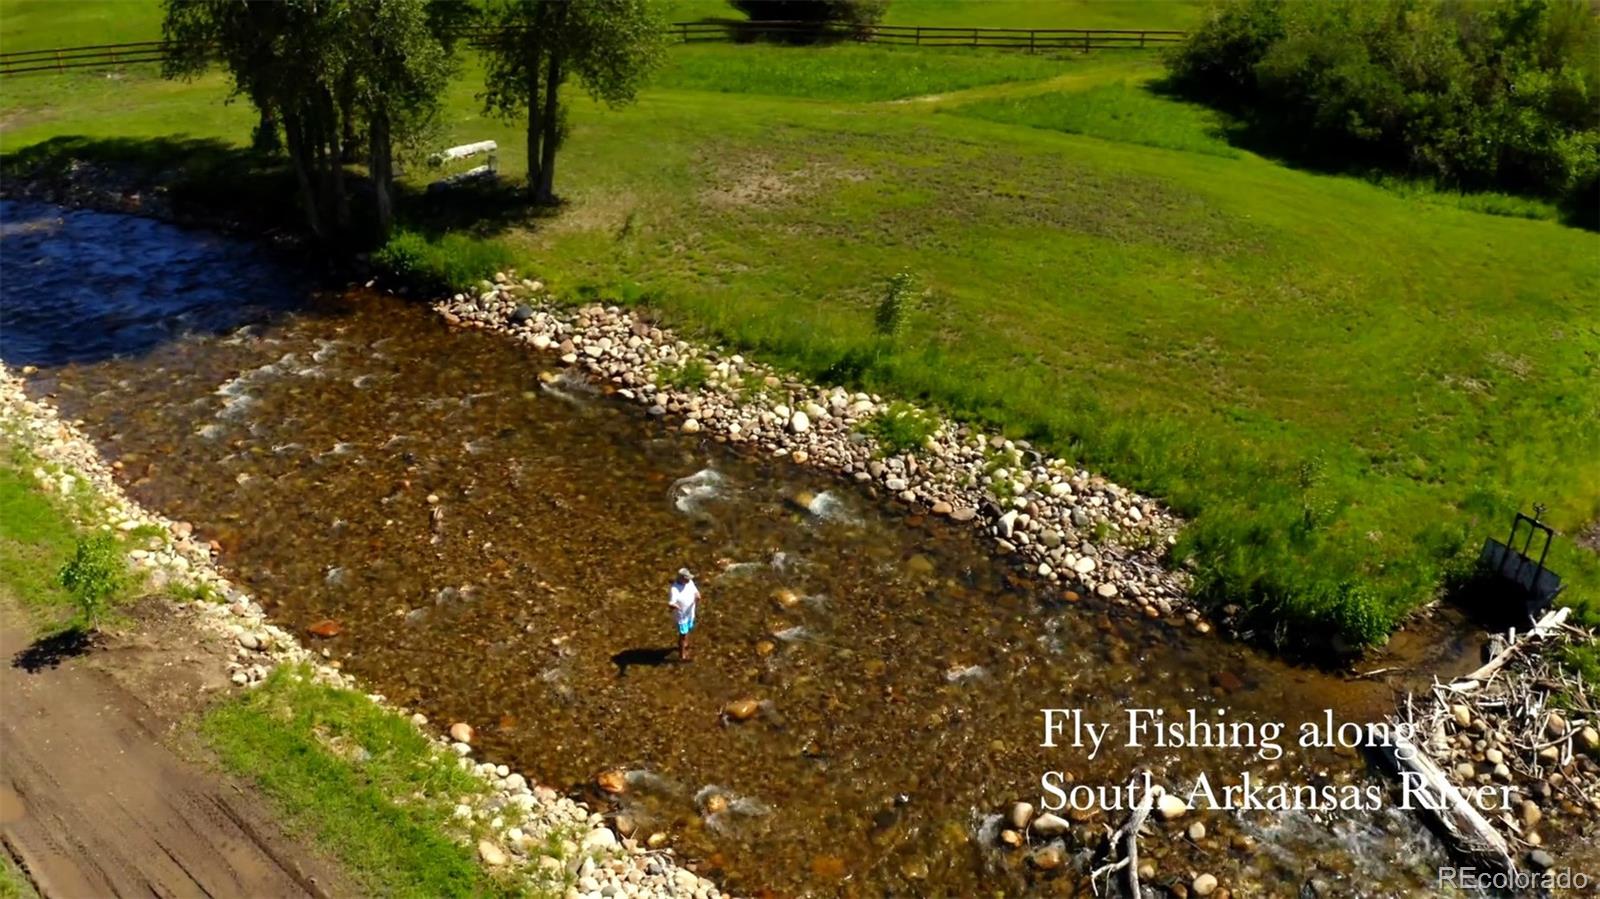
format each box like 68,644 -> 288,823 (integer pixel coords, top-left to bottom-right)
669,581 -> 699,625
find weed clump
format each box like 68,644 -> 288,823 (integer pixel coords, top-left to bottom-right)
658,358 -> 712,390
863,401 -> 938,455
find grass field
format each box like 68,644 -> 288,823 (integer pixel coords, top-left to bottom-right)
2,3 -> 1596,648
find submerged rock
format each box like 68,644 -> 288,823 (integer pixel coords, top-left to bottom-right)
306,619 -> 342,637
723,698 -> 761,722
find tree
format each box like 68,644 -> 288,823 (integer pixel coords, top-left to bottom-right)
479,0 -> 665,204
162,0 -> 460,243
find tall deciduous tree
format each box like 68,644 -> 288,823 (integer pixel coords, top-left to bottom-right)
162,0 -> 459,243
479,0 -> 665,204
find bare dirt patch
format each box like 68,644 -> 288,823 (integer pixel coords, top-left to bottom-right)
699,153 -> 867,209
0,596 -> 350,898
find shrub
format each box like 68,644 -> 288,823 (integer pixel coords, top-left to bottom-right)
58,534 -> 128,629
863,401 -> 938,454
1167,0 -> 1600,214
731,0 -> 889,30
372,230 -> 517,294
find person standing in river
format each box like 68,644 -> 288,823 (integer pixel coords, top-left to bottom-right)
669,568 -> 700,661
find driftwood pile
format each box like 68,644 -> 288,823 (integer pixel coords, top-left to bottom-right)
1388,608 -> 1600,874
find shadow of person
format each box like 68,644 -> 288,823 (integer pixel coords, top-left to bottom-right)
610,646 -> 678,678
13,627 -> 97,673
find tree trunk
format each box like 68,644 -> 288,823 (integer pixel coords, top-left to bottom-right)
369,107 -> 394,241
524,51 -> 543,195
280,108 -> 325,239
535,46 -> 563,204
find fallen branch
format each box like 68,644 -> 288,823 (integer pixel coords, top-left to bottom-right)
1450,607 -> 1570,692
1091,776 -> 1157,898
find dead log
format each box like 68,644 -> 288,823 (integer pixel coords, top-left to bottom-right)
1388,727 -> 1518,876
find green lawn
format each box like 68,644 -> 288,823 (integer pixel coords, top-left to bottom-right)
2,6 -> 1596,649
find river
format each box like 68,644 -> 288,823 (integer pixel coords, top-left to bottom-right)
2,199 -> 1497,896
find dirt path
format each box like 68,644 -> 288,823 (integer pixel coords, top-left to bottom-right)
0,599 -> 347,899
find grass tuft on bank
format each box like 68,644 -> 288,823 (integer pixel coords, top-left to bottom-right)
204,665 -> 536,899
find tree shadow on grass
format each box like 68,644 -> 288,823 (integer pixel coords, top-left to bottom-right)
392,176 -> 559,242
1,135 -> 304,233
12,626 -> 97,673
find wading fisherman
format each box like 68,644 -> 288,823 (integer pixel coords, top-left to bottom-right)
669,568 -> 700,661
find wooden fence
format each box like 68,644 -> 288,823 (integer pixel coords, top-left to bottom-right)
0,41 -> 170,75
673,20 -> 1185,51
0,21 -> 1184,77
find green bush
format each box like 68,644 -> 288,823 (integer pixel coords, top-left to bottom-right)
372,230 -> 517,294
1167,0 -> 1600,213
58,534 -> 127,629
862,401 -> 938,454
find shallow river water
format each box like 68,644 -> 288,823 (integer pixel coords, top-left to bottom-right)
2,200 -> 1499,896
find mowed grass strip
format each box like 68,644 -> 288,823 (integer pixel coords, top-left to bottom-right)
204,666 -> 534,899
945,78 -> 1241,157
2,17 -> 1596,647
655,42 -> 1073,102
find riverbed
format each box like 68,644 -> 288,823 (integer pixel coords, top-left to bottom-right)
1,198 -> 1494,896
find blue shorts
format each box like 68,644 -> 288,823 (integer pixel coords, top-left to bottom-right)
677,611 -> 696,636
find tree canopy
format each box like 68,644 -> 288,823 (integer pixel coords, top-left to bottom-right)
162,0 -> 460,244
1167,0 -> 1600,217
478,0 -> 665,204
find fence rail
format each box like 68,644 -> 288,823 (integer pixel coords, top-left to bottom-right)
0,20 -> 1185,77
672,20 -> 1186,50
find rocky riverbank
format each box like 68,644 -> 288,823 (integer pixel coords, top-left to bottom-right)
430,275 -> 1200,627
0,362 -> 726,899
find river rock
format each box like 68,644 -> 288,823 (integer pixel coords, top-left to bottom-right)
1156,793 -> 1189,820
1073,555 -> 1096,575
1520,799 -> 1542,827
596,769 -> 628,794
1529,849 -> 1555,870
1008,801 -> 1034,830
1580,726 -> 1599,751
1095,582 -> 1118,598
1192,873 -> 1218,896
1450,704 -> 1473,729
1187,821 -> 1206,841
1030,812 -> 1069,837
790,411 -> 810,434
1028,844 -> 1064,871
478,839 -> 508,866
582,827 -> 618,853
681,417 -> 701,434
306,619 -> 342,637
449,722 -> 474,744
998,510 -> 1018,539
724,698 -> 761,721
1547,712 -> 1567,737
931,500 -> 952,516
